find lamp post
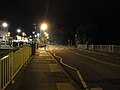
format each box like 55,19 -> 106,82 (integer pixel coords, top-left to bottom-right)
2,22 -> 8,28
32,31 -> 36,55
40,23 -> 48,50
2,22 -> 8,45
17,29 -> 21,34
40,23 -> 48,31
16,29 -> 22,47
22,32 -> 26,37
44,32 -> 49,45
40,23 -> 48,43
32,31 -> 35,43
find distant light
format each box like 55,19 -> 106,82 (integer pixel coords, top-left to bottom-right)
44,33 -> 49,37
44,32 -> 47,35
29,35 -> 32,38
35,34 -> 37,37
40,23 -> 48,31
8,32 -> 11,36
22,32 -> 26,36
16,35 -> 21,40
47,36 -> 49,39
32,31 -> 35,34
46,33 -> 49,37
2,22 -> 8,27
17,29 -> 21,33
8,32 -> 10,35
37,33 -> 40,37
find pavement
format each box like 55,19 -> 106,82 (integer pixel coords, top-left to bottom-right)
6,48 -> 77,90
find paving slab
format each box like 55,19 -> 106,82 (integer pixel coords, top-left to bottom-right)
56,82 -> 76,90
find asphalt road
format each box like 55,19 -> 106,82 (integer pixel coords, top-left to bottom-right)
48,45 -> 120,90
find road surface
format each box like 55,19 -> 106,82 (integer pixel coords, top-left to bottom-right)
48,45 -> 120,90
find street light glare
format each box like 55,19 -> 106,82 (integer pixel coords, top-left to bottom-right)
22,32 -> 26,36
37,33 -> 40,37
44,32 -> 47,35
17,29 -> 21,33
32,31 -> 35,34
45,33 -> 49,37
41,23 -> 48,31
29,35 -> 32,38
44,32 -> 49,37
2,22 -> 8,27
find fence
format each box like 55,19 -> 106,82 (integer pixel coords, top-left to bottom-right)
0,45 -> 32,90
78,44 -> 120,52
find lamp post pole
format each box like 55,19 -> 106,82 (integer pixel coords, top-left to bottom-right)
17,29 -> 21,47
40,23 -> 48,45
2,22 -> 8,46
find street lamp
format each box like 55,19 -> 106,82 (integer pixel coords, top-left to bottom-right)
37,33 -> 40,37
32,31 -> 35,43
2,22 -> 8,45
32,31 -> 35,34
22,32 -> 26,37
2,22 -> 8,28
47,36 -> 49,39
40,23 -> 48,31
8,32 -> 11,37
17,29 -> 21,33
45,33 -> 49,37
29,35 -> 32,38
44,32 -> 49,37
39,23 -> 48,49
35,34 -> 37,38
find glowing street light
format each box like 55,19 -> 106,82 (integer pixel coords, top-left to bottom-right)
29,35 -> 32,38
40,23 -> 48,31
37,33 -> 40,37
2,22 -> 8,28
8,32 -> 11,36
2,22 -> 8,45
45,33 -> 49,37
22,32 -> 26,36
17,29 -> 21,33
32,31 -> 35,34
35,34 -> 37,38
44,32 -> 49,37
47,36 -> 49,39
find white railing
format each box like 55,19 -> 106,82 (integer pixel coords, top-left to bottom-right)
78,44 -> 120,52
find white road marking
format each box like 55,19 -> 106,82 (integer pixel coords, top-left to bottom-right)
66,50 -> 120,68
51,52 -> 89,90
48,47 -> 103,90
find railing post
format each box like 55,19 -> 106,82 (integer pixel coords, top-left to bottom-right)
109,45 -> 111,52
92,44 -> 95,51
100,45 -> 102,51
112,45 -> 114,52
0,45 -> 32,90
9,51 -> 14,83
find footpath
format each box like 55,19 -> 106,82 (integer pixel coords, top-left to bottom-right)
6,48 -> 77,90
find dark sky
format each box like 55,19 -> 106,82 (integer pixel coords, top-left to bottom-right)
0,0 -> 119,36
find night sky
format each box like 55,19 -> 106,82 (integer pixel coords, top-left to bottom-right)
0,0 -> 119,42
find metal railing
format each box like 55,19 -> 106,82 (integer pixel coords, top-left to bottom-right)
77,44 -> 120,52
0,45 -> 32,90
